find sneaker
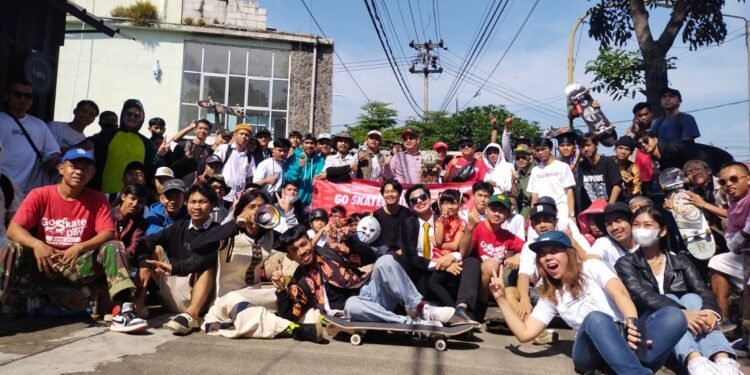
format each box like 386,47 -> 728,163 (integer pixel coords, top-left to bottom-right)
686,357 -> 720,375
532,329 -> 559,345
714,357 -> 743,375
420,304 -> 456,324
166,313 -> 200,335
110,303 -> 148,333
412,318 -> 442,327
452,306 -> 481,328
720,321 -> 738,334
293,321 -> 324,343
732,338 -> 749,358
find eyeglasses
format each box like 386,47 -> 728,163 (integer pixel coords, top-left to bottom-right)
9,91 -> 33,100
718,175 -> 748,186
124,111 -> 142,119
409,193 -> 429,206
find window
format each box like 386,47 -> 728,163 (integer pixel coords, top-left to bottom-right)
179,42 -> 291,136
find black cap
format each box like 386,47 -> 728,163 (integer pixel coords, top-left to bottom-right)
256,128 -> 271,137
535,196 -> 557,209
458,137 -> 475,146
615,136 -> 636,150
310,208 -> 329,221
603,202 -> 632,220
529,203 -> 557,220
123,160 -> 145,174
554,131 -> 577,145
659,87 -> 682,100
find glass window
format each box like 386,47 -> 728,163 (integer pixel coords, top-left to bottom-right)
229,47 -> 247,75
203,44 -> 228,74
273,51 -> 290,78
183,42 -> 202,72
245,110 -> 269,128
203,76 -> 226,102
228,77 -> 245,107
271,79 -> 288,110
179,105 -> 199,128
181,72 -> 201,104
247,79 -> 269,107
271,112 -> 287,138
248,49 -> 273,78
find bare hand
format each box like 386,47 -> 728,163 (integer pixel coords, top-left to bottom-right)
146,259 -> 173,276
592,100 -> 601,109
699,310 -> 718,331
445,261 -> 463,276
504,253 -> 521,270
625,320 -> 643,350
517,298 -> 532,321
271,260 -> 285,290
685,191 -> 706,210
33,242 -> 56,273
276,192 -> 291,213
504,116 -> 513,131
489,264 -> 506,300
684,310 -> 711,336
59,244 -> 83,265
467,208 -> 482,229
435,254 -> 455,271
490,116 -> 498,129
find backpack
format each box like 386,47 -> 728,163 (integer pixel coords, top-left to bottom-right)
0,174 -> 13,211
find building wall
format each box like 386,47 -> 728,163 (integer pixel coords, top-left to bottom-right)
55,23 -> 331,138
75,0 -> 183,24
181,0 -> 267,29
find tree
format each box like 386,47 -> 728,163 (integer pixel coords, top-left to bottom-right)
348,101 -> 398,144
585,0 -> 743,115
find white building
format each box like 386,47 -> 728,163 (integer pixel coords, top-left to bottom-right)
55,0 -> 333,138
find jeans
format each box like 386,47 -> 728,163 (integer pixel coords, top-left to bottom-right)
344,255 -> 424,324
572,306 -> 687,374
427,257 -> 480,311
665,293 -> 735,363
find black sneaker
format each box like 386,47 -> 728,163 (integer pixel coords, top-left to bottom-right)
166,313 -> 200,335
445,306 -> 479,327
110,303 -> 148,333
293,321 -> 324,343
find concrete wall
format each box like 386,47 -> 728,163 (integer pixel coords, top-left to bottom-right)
181,0 -> 267,29
74,0 -> 182,24
288,42 -> 333,136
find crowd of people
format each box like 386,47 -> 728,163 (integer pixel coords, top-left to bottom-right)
0,79 -> 748,374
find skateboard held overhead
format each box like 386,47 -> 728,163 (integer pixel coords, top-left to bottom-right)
565,82 -> 617,147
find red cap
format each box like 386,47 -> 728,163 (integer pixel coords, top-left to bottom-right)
433,141 -> 448,151
401,129 -> 419,139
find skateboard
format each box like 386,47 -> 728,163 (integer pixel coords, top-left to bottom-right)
658,167 -> 716,260
420,150 -> 440,183
197,97 -> 246,135
323,314 -> 473,351
565,82 -> 617,147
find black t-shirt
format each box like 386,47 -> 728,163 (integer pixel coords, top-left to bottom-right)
657,141 -> 734,174
576,155 -> 622,212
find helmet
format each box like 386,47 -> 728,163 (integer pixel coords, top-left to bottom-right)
310,208 -> 329,222
356,216 -> 381,244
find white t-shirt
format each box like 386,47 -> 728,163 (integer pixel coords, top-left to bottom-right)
214,143 -> 255,202
0,113 -> 60,194
47,121 -> 86,150
529,260 -> 623,331
253,158 -> 284,194
527,160 -> 576,220
502,213 -> 526,240
306,228 -> 328,247
590,236 -> 638,270
520,219 -> 593,279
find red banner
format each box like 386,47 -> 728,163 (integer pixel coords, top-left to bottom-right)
311,178 -> 475,214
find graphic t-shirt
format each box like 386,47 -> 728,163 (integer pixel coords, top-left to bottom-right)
432,216 -> 465,260
12,185 -> 114,250
576,155 -> 622,210
469,222 -> 525,262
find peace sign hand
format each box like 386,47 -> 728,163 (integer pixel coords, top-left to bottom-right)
489,264 -> 506,300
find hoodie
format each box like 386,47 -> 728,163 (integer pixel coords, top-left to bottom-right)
91,99 -> 160,193
482,143 -> 514,194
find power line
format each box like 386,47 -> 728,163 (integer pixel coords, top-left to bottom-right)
298,0 -> 371,102
406,0 -> 421,41
432,0 -> 440,41
611,99 -> 750,124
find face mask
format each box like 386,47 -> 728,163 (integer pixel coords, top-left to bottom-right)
285,195 -> 298,204
632,228 -> 660,247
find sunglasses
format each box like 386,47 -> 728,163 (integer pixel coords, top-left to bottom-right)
9,91 -> 33,100
368,135 -> 382,140
409,193 -> 429,206
718,175 -> 748,186
459,143 -> 475,149
402,135 -> 418,141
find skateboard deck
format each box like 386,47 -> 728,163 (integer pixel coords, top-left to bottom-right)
323,314 -> 473,351
565,82 -> 617,147
659,168 -> 716,260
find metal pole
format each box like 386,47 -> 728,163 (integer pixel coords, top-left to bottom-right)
567,10 -> 591,84
424,51 -> 429,121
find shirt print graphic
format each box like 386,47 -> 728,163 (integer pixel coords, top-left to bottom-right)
42,217 -> 88,247
582,174 -> 607,202
479,240 -> 507,261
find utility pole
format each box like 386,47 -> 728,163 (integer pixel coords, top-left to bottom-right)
723,14 -> 750,154
409,40 -> 446,122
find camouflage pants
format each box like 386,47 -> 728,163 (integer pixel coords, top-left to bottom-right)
0,240 -> 135,302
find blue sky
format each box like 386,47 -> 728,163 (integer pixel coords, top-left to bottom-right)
261,0 -> 750,159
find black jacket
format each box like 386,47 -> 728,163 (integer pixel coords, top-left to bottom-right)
614,249 -> 720,314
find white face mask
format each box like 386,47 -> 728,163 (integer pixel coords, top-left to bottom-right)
632,228 -> 660,247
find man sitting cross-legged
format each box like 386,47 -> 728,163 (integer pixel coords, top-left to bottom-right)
275,225 -> 469,326
3,148 -> 146,332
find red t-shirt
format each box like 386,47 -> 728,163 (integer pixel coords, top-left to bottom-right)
12,185 -> 115,250
432,216 -> 466,260
634,150 -> 653,183
450,157 -> 486,182
470,222 -> 525,262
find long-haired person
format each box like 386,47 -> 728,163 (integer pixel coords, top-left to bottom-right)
490,230 -> 686,374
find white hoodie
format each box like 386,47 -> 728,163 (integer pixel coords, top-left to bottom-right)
482,142 -> 514,194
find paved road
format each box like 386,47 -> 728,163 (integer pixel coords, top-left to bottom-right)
0,315 -> 748,374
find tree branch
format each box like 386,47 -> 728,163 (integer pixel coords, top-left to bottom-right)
655,0 -> 691,53
629,0 -> 655,51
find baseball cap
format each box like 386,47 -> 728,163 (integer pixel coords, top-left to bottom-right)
615,136 -> 636,150
529,231 -> 573,253
401,129 -> 419,139
457,137 -> 475,147
535,196 -> 557,209
367,130 -> 382,138
160,178 -> 186,193
317,132 -> 332,140
529,202 -> 557,220
554,131 -> 577,145
433,141 -> 448,151
123,161 -> 145,173
235,124 -> 253,134
155,166 -> 175,178
61,148 -> 94,163
205,154 -> 223,165
660,87 -> 682,100
604,202 -> 632,220
207,174 -> 229,190
488,194 -> 512,210
256,128 -> 271,137
513,144 -> 531,155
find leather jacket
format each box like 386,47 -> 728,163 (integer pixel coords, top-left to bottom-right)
614,249 -> 720,314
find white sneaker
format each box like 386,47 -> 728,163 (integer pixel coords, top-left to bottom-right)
166,313 -> 200,335
686,357 -> 721,375
412,318 -> 443,327
714,358 -> 744,375
420,304 -> 455,324
110,303 -> 148,333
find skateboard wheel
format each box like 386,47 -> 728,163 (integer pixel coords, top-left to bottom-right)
350,333 -> 363,346
434,339 -> 447,351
